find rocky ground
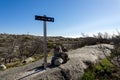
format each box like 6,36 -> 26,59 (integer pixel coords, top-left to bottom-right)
0,44 -> 113,80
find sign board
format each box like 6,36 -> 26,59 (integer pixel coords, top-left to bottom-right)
35,15 -> 54,69
35,15 -> 54,22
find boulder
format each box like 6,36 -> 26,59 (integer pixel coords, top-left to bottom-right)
0,64 -> 6,70
23,57 -> 35,63
59,52 -> 69,63
54,58 -> 63,66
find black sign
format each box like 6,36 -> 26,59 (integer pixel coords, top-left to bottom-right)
35,15 -> 54,22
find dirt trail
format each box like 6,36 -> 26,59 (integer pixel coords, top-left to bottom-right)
0,44 -> 113,80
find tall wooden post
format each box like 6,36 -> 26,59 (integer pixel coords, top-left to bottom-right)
35,15 -> 54,69
43,17 -> 47,69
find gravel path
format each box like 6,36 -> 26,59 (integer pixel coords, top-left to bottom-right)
0,44 -> 113,80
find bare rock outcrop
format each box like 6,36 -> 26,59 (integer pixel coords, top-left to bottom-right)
0,44 -> 113,80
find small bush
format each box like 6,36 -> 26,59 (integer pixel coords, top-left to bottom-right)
0,51 -> 3,54
81,58 -> 113,80
82,69 -> 95,80
0,43 -> 4,47
47,42 -> 54,49
6,61 -> 22,68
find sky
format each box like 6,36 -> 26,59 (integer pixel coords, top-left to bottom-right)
0,0 -> 120,38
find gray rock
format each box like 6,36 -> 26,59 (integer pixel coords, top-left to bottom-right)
54,58 -> 63,66
0,64 -> 6,70
23,57 -> 35,63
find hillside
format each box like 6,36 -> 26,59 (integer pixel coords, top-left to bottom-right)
0,44 -> 113,80
0,33 -> 98,67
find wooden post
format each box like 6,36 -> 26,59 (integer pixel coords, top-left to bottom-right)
43,16 -> 47,69
35,15 -> 54,69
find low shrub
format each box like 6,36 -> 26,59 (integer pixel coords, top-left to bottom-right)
81,58 -> 114,80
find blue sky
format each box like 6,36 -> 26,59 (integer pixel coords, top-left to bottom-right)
0,0 -> 120,38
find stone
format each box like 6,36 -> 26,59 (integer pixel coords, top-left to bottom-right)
54,58 -> 63,66
23,57 -> 35,63
0,64 -> 6,70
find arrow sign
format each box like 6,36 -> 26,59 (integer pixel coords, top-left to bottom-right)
35,15 -> 54,22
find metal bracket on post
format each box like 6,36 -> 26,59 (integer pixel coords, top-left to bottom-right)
35,15 -> 54,69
